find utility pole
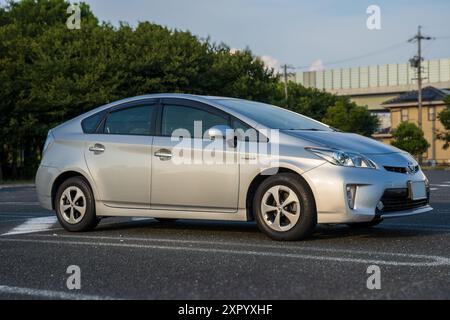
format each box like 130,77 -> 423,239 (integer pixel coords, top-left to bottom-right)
408,26 -> 433,164
281,64 -> 294,101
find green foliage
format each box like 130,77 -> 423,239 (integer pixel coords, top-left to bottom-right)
391,122 -> 430,156
438,96 -> 450,149
282,82 -> 342,120
321,100 -> 379,136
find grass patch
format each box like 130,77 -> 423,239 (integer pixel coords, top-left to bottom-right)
0,180 -> 34,185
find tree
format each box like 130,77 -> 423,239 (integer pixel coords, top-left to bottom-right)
321,100 -> 379,136
438,96 -> 450,149
275,82 -> 342,120
391,122 -> 430,156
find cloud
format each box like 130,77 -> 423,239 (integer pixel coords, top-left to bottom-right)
260,55 -> 281,73
309,59 -> 325,71
229,48 -> 240,54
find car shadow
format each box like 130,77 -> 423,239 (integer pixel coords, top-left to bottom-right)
91,218 -> 447,241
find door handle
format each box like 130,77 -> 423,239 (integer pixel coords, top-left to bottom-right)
154,149 -> 172,160
89,143 -> 105,154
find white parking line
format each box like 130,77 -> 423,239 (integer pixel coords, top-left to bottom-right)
0,285 -> 117,300
1,237 -> 449,267
1,216 -> 59,236
431,184 -> 450,187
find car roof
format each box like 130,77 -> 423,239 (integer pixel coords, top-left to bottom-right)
56,94 -> 269,133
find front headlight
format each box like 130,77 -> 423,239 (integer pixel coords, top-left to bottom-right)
306,147 -> 377,169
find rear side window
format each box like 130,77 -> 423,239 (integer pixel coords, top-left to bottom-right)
81,111 -> 105,134
104,105 -> 154,136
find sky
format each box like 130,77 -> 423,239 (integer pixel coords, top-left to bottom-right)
6,0 -> 450,72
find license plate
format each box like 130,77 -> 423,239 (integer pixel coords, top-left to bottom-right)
409,181 -> 427,200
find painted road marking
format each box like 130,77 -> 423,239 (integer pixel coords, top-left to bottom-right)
1,216 -> 59,236
1,237 -> 449,267
0,285 -> 117,300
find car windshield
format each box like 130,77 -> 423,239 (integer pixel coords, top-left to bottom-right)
215,99 -> 333,131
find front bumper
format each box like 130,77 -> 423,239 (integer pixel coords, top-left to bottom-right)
302,162 -> 433,224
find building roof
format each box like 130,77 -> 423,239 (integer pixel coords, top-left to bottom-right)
382,86 -> 450,106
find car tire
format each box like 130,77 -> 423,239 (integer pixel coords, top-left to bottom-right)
154,218 -> 178,223
347,219 -> 383,228
55,177 -> 99,232
253,173 -> 317,241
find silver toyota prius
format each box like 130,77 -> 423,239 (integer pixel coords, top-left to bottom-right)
36,94 -> 432,240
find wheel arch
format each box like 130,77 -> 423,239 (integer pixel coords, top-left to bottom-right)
245,167 -> 317,221
51,170 -> 95,210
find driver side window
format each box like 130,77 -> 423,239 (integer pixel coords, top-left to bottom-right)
161,104 -> 229,139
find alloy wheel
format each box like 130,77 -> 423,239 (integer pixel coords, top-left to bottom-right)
261,185 -> 301,232
59,186 -> 87,224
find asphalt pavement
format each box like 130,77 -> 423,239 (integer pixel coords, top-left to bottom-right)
0,170 -> 449,300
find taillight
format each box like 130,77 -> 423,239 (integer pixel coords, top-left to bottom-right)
43,130 -> 55,154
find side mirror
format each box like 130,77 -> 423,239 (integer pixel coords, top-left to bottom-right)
205,125 -> 235,145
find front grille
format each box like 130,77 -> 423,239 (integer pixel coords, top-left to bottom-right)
377,188 -> 429,214
384,165 -> 420,174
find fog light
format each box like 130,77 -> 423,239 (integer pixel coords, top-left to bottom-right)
377,201 -> 384,211
346,185 -> 357,209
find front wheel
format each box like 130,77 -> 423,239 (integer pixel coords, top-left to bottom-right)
55,177 -> 99,232
253,173 -> 317,241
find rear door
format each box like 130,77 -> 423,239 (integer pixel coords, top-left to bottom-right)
84,100 -> 157,208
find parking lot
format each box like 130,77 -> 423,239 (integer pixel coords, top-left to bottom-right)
0,170 -> 449,300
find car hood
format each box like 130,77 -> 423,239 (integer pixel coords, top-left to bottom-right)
282,130 -> 401,155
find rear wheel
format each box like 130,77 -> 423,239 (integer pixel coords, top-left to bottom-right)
55,177 -> 99,232
253,173 -> 317,241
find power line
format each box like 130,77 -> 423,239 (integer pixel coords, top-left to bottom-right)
294,40 -> 408,70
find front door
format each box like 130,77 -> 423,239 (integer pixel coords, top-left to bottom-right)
150,99 -> 239,212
